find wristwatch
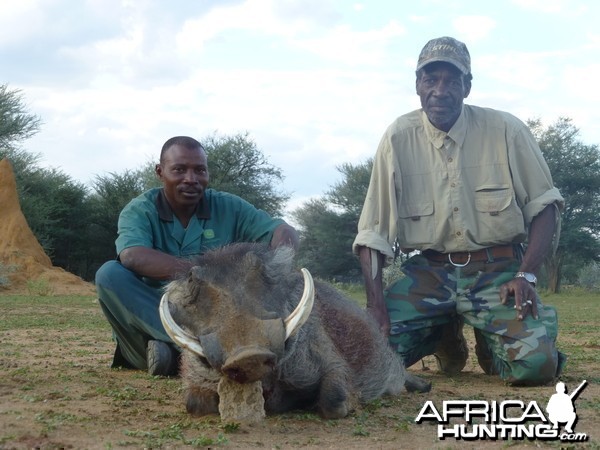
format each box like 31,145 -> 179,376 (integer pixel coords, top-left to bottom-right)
515,272 -> 537,286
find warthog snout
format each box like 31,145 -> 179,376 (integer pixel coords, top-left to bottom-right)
221,346 -> 277,383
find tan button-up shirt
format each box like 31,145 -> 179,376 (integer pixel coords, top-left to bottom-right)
353,105 -> 564,259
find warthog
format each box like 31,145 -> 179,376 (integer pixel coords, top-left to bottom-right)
160,243 -> 430,420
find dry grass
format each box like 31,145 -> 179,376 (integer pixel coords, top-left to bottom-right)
0,290 -> 599,449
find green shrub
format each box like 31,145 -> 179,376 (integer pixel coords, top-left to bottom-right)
578,261 -> 600,292
26,277 -> 54,296
383,259 -> 405,289
0,263 -> 17,288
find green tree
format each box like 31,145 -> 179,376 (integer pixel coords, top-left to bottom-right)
133,159 -> 162,191
0,86 -> 93,276
203,132 -> 289,217
529,117 -> 600,292
1,148 -> 92,277
292,159 -> 372,280
0,85 -> 43,212
0,84 -> 41,150
21,168 -> 89,271
85,170 -> 148,277
328,160 -> 374,217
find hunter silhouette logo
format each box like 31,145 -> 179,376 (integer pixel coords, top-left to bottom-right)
546,380 -> 587,434
415,379 -> 589,442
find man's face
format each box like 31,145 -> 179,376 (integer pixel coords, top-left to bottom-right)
416,62 -> 471,132
156,144 -> 209,211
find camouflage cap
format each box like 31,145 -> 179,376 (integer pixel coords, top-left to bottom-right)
416,36 -> 471,75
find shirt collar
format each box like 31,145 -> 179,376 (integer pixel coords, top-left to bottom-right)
421,105 -> 468,149
156,188 -> 211,222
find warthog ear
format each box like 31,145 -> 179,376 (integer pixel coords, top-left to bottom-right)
185,267 -> 211,304
241,245 -> 295,286
265,246 -> 295,280
242,251 -> 265,285
189,266 -> 205,283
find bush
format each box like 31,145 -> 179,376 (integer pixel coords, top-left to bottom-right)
26,277 -> 54,296
383,258 -> 405,289
578,261 -> 600,292
0,262 -> 17,288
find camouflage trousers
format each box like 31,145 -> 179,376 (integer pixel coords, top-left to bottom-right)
385,255 -> 564,385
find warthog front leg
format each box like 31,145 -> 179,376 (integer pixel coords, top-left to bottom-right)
185,385 -> 219,416
317,361 -> 352,419
182,352 -> 220,416
404,372 -> 432,393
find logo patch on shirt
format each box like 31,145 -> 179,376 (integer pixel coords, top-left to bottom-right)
203,229 -> 215,239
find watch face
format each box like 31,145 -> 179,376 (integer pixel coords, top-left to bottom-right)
524,273 -> 536,283
517,272 -> 537,284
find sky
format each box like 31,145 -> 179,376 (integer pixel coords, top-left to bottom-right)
3,0 -> 600,218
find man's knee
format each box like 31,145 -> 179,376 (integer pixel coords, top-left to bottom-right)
96,260 -> 125,287
95,260 -> 141,313
505,343 -> 560,386
96,260 -> 146,297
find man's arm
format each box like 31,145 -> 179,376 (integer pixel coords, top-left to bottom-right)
120,222 -> 298,281
517,203 -> 558,274
500,204 -> 558,320
119,246 -> 195,280
270,223 -> 300,250
358,245 -> 390,335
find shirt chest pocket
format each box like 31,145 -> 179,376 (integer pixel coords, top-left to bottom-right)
474,185 -> 512,214
397,202 -> 435,246
474,185 -> 524,242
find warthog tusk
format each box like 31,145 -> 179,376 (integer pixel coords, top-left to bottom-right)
159,293 -> 206,357
284,268 -> 315,339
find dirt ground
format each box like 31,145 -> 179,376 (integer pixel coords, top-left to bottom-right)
1,295 -> 598,450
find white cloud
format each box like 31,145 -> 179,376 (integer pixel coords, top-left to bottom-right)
452,15 -> 496,42
0,0 -> 45,47
175,0 -> 311,55
292,20 -> 406,66
175,0 -> 404,66
563,64 -> 600,102
511,0 -> 574,14
8,0 -> 600,205
477,50 -> 553,91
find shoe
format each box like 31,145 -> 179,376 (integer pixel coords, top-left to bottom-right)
433,319 -> 468,375
147,340 -> 179,376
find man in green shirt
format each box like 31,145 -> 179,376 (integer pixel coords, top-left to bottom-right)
353,37 -> 564,385
96,136 -> 298,375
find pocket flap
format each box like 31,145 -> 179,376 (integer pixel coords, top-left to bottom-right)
398,202 -> 434,219
475,186 -> 512,213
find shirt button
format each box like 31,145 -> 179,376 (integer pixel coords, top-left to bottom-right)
454,207 -> 459,212
451,182 -> 456,188
456,231 -> 462,236
448,157 -> 453,162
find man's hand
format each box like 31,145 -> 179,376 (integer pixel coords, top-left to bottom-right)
270,223 -> 299,250
499,204 -> 558,321
499,278 -> 539,320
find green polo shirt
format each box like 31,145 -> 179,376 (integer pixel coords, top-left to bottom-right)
116,187 -> 284,258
